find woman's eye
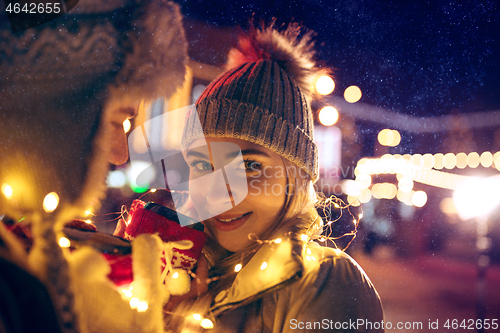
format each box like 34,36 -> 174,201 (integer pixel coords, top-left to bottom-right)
190,161 -> 212,171
238,160 -> 262,172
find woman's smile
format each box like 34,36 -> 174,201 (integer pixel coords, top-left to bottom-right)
212,212 -> 252,232
187,137 -> 287,252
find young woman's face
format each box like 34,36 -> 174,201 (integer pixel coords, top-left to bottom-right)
186,137 -> 288,252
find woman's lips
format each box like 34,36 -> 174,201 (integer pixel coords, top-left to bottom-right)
212,212 -> 252,232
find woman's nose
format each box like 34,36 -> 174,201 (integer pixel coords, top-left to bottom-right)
205,169 -> 235,216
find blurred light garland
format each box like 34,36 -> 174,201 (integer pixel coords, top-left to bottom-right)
82,188 -> 361,331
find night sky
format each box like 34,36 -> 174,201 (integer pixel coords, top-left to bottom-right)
178,0 -> 500,117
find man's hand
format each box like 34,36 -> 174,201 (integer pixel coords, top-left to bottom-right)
113,218 -> 209,312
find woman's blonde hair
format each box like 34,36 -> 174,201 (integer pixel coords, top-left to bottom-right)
166,158 -> 323,331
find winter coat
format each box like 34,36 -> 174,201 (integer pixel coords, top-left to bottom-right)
209,232 -> 384,332
0,221 -> 63,333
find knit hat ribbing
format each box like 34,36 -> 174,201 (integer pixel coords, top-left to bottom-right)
182,24 -> 320,182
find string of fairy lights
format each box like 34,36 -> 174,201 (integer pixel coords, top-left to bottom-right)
344,150 -> 500,208
2,69 -> 496,328
1,181 -> 361,331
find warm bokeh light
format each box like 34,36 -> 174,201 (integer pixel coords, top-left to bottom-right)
359,188 -> 372,203
453,175 -> 500,220
380,154 -> 393,172
347,195 -> 361,207
43,192 -> 59,212
398,176 -> 414,193
201,319 -> 214,329
58,237 -> 70,248
410,154 -> 423,167
440,197 -> 457,215
137,302 -> 148,312
342,179 -> 361,197
121,287 -> 133,298
372,183 -> 397,200
433,153 -> 444,169
344,85 -> 362,103
355,173 -> 372,189
377,129 -> 390,146
234,264 -> 242,272
377,129 -> 401,147
397,190 -> 413,205
412,191 -> 427,207
467,152 -> 480,168
315,75 -> 335,95
456,152 -> 467,169
355,154 -> 471,191
260,262 -> 267,270
390,130 -> 401,147
480,151 -> 493,167
422,154 -> 434,169
443,153 -> 456,169
2,183 -> 12,199
495,152 -> 500,171
123,119 -> 131,133
129,297 -> 140,309
318,106 -> 339,126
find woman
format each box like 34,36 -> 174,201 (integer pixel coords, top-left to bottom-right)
166,23 -> 385,333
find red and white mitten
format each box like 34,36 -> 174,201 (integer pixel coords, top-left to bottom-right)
123,200 -> 206,271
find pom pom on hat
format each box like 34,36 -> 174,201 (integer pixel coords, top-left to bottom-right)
226,21 -> 322,101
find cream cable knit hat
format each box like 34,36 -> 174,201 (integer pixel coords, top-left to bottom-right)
0,0 -> 188,216
0,2 -> 188,332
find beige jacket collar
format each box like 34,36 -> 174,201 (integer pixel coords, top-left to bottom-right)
211,233 -> 304,315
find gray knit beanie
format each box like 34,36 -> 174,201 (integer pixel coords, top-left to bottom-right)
182,23 -> 320,183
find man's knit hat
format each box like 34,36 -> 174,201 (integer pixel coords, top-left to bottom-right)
0,0 -> 187,219
182,23 -> 321,182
